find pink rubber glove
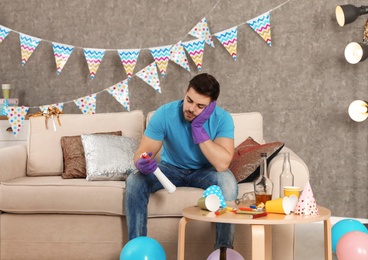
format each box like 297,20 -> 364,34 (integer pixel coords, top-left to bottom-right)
191,101 -> 216,144
135,152 -> 158,175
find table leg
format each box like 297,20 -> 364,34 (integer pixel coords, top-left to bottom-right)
324,218 -> 332,260
177,217 -> 191,260
251,224 -> 272,260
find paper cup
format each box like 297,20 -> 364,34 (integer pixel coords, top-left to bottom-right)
283,186 -> 300,197
289,194 -> 298,212
1,84 -> 11,99
265,197 -> 292,215
197,194 -> 221,212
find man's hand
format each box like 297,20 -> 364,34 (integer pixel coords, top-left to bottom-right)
135,152 -> 158,175
191,101 -> 216,144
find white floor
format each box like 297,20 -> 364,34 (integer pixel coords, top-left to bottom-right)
295,217 -> 368,260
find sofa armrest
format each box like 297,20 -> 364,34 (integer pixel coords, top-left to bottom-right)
268,147 -> 309,199
0,144 -> 27,182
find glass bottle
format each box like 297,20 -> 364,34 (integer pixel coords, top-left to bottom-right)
279,152 -> 294,197
254,152 -> 273,206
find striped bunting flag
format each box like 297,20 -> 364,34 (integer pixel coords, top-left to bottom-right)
106,79 -> 130,111
170,41 -> 190,72
19,33 -> 41,65
188,17 -> 214,48
83,48 -> 106,79
149,45 -> 171,77
0,25 -> 11,44
214,27 -> 238,60
117,49 -> 140,80
182,39 -> 205,71
247,12 -> 272,46
52,43 -> 74,74
136,62 -> 161,93
74,94 -> 97,114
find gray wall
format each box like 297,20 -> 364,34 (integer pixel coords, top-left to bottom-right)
0,0 -> 367,218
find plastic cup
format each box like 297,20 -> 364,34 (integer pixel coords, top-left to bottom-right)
283,186 -> 300,197
265,197 -> 292,214
2,84 -> 11,99
197,194 -> 221,212
289,194 -> 298,212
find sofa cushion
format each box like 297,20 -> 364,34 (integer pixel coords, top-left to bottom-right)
230,137 -> 284,183
61,131 -> 122,179
81,134 -> 139,181
27,111 -> 145,176
0,176 -> 125,215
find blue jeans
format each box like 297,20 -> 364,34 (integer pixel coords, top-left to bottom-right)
125,162 -> 238,249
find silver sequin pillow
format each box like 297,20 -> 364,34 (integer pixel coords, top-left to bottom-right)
81,134 -> 139,181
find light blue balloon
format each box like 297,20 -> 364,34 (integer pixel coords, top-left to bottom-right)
120,236 -> 166,260
331,219 -> 368,253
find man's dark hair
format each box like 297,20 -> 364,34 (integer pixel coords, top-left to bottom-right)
187,73 -> 220,101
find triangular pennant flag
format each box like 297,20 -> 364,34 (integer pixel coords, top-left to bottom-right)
0,25 -> 11,44
188,17 -> 215,48
39,103 -> 64,112
73,94 -> 97,114
19,33 -> 41,65
83,48 -> 106,79
294,181 -> 319,216
106,79 -> 130,111
247,12 -> 272,46
5,106 -> 29,136
52,43 -> 74,75
149,45 -> 171,77
182,39 -> 205,71
117,49 -> 140,80
214,26 -> 238,60
170,41 -> 190,72
0,98 -> 9,116
136,62 -> 161,93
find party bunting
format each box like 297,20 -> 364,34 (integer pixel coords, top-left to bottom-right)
149,45 -> 171,77
117,49 -> 140,80
106,79 -> 130,111
52,43 -> 74,75
0,98 -> 8,116
182,39 -> 205,71
170,41 -> 190,72
83,48 -> 106,79
5,106 -> 29,136
39,103 -> 64,112
188,17 -> 215,48
74,94 -> 97,114
0,25 -> 11,44
136,62 -> 161,93
214,26 -> 238,60
19,33 -> 41,65
247,12 -> 272,46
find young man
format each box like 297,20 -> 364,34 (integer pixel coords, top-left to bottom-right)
125,73 -> 238,250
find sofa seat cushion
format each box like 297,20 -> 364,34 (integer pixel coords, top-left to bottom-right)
0,176 -> 125,215
146,182 -> 254,217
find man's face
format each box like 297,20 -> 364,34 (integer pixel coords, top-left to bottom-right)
183,87 -> 211,122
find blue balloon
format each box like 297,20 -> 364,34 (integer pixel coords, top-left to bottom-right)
120,236 -> 166,260
332,219 -> 368,253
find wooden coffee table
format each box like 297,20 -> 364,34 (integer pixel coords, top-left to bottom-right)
177,206 -> 332,260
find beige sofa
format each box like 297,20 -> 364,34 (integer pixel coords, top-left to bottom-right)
0,110 -> 309,260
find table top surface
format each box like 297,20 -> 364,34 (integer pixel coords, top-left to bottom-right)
182,206 -> 331,225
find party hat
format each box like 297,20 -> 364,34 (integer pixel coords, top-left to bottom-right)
294,181 -> 319,216
203,185 -> 227,208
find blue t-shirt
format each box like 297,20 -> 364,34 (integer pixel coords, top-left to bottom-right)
144,100 -> 234,169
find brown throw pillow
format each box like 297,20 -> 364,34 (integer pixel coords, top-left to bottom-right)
61,131 -> 122,179
229,136 -> 284,183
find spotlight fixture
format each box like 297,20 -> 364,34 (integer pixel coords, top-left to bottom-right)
336,5 -> 368,27
348,100 -> 368,122
344,42 -> 368,64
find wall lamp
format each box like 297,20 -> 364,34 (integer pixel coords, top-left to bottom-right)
336,5 -> 368,27
348,100 -> 368,122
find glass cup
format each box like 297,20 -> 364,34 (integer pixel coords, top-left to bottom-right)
2,84 -> 11,99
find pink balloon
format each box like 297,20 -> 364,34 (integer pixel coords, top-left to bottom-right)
336,231 -> 368,260
207,248 -> 244,260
